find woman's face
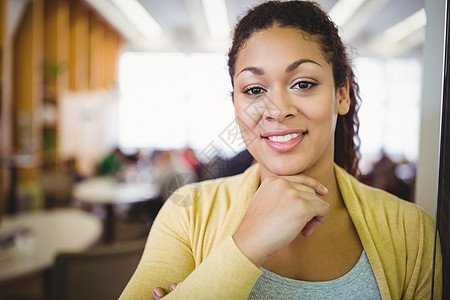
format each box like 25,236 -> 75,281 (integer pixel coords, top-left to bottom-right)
232,26 -> 350,179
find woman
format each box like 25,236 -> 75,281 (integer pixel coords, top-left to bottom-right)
120,1 -> 442,299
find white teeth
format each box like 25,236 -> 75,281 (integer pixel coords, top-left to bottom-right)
267,133 -> 301,142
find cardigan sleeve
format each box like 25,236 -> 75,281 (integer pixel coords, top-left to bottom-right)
119,186 -> 262,300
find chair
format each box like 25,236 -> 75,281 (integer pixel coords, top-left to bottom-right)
40,169 -> 74,208
51,239 -> 146,300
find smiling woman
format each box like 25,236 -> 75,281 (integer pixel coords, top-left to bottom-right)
119,1 -> 441,299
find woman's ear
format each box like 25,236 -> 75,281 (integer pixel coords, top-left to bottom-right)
337,78 -> 350,115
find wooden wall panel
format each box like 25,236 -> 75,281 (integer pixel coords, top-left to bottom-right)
0,0 -> 8,214
69,0 -> 89,91
44,0 -> 70,92
104,29 -> 121,88
13,0 -> 43,182
0,0 -> 4,48
43,0 -> 70,167
88,14 -> 105,89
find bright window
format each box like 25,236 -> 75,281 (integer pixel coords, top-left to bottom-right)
356,57 -> 421,172
118,52 -> 240,159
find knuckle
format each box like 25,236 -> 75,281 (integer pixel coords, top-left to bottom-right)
272,177 -> 288,188
285,187 -> 298,198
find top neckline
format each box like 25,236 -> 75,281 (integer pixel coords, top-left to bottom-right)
259,250 -> 368,288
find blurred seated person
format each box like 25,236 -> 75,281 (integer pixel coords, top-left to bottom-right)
360,151 -> 414,202
150,150 -> 198,201
198,149 -> 255,180
96,147 -> 126,176
179,147 -> 202,179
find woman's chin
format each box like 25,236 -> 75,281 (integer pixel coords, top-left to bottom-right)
262,163 -> 306,177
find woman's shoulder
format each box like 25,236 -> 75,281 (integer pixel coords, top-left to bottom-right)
335,164 -> 434,229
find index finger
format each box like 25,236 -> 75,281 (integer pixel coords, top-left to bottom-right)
278,174 -> 328,196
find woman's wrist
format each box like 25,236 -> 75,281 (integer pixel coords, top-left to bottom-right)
232,230 -> 270,267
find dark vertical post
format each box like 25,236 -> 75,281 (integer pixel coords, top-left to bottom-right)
435,1 -> 450,298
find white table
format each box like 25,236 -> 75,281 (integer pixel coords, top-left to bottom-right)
72,177 -> 159,205
0,208 -> 102,284
72,177 -> 160,242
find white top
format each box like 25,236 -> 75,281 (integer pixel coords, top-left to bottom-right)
0,208 -> 102,283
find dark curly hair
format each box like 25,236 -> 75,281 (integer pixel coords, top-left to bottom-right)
227,0 -> 361,176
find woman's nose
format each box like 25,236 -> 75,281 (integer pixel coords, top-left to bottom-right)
263,90 -> 297,122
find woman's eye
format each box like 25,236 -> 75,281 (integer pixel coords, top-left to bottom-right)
293,81 -> 316,89
244,87 -> 265,95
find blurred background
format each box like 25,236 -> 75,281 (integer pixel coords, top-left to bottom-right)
0,0 -> 445,299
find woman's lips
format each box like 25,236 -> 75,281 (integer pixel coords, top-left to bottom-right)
262,130 -> 307,153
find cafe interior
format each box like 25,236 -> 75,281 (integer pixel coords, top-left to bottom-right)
0,0 -> 447,299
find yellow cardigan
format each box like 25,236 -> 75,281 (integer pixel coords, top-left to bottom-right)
120,163 -> 442,299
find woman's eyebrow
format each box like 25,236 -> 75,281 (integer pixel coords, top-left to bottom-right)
285,59 -> 322,73
236,66 -> 264,78
236,59 -> 322,78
